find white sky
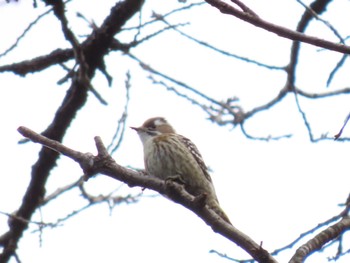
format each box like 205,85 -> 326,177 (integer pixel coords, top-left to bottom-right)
0,0 -> 349,263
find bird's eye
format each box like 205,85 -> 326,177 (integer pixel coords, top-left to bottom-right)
148,124 -> 156,130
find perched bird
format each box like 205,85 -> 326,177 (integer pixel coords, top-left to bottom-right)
131,117 -> 231,224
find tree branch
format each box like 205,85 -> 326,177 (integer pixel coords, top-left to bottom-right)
205,0 -> 350,54
0,1 -> 145,262
17,126 -> 278,263
290,216 -> 350,263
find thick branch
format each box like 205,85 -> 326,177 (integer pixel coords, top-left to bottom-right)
289,216 -> 350,263
0,48 -> 74,76
17,126 -> 278,263
0,1 -> 145,262
205,0 -> 350,54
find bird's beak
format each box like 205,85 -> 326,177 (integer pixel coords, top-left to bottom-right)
130,126 -> 140,132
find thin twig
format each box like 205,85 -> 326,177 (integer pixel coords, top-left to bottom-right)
107,71 -> 131,155
157,16 -> 283,70
334,112 -> 350,140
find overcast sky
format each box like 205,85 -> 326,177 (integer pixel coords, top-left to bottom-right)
0,0 -> 349,263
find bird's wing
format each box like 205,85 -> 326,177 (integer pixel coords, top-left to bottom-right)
178,135 -> 213,183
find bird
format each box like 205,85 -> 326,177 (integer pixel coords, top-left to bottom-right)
131,117 -> 231,224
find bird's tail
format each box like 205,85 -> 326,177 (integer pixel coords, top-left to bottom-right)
207,198 -> 231,224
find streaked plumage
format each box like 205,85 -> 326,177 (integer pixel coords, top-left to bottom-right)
131,117 -> 231,223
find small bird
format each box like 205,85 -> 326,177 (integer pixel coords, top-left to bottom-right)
131,117 -> 231,224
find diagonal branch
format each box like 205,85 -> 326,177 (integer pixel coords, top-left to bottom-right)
205,0 -> 350,54
289,216 -> 350,263
17,126 -> 278,263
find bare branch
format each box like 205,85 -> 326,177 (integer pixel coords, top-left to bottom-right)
127,53 -> 222,106
327,55 -> 348,87
296,87 -> 350,99
240,124 -> 292,141
41,177 -> 83,206
107,71 -> 131,155
0,7 -> 52,58
286,0 -> 333,87
0,1 -> 145,261
17,126 -> 278,263
205,0 -> 350,54
230,0 -> 258,18
123,1 -> 205,31
290,216 -> 350,263
296,0 -> 345,44
17,127 -> 93,166
271,194 -> 350,256
157,15 -> 283,70
335,112 -> 350,140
